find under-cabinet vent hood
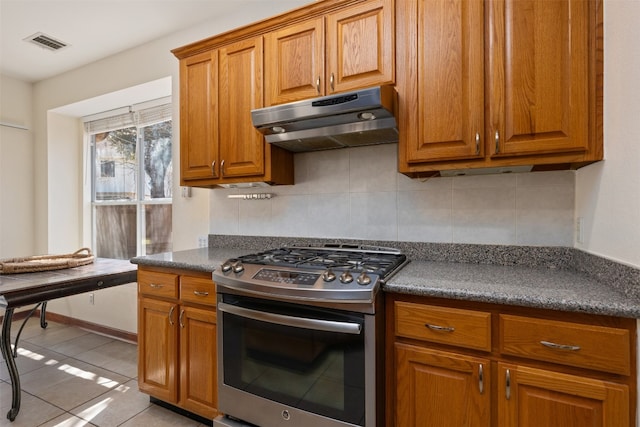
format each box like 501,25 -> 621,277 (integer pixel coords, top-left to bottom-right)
251,85 -> 398,153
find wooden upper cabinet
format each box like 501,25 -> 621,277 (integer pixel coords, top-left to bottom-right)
400,0 -> 484,162
264,0 -> 394,106
219,37 -> 265,178
398,0 -> 603,176
488,0 -> 592,157
265,18 -> 325,105
326,0 -> 394,93
180,50 -> 219,181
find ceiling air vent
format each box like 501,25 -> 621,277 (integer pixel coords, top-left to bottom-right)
24,32 -> 69,51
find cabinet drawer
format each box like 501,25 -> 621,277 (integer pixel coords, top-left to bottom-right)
181,276 -> 217,307
138,270 -> 179,299
395,302 -> 492,352
499,314 -> 631,375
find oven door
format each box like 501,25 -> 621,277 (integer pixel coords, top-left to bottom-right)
217,293 -> 374,427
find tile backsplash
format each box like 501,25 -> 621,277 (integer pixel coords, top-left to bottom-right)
210,144 -> 575,246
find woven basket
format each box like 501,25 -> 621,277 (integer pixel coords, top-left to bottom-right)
0,248 -> 95,274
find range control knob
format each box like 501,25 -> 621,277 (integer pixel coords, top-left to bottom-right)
232,260 -> 244,273
220,259 -> 234,273
339,271 -> 354,284
322,268 -> 336,282
356,272 -> 372,286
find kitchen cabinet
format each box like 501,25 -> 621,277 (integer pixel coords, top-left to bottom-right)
174,39 -> 293,187
386,294 -> 636,427
137,267 -> 219,419
391,301 -> 491,426
396,0 -> 603,176
179,50 -> 218,181
264,0 -> 394,106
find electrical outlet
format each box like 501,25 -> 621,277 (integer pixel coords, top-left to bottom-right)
89,293 -> 94,305
198,236 -> 208,248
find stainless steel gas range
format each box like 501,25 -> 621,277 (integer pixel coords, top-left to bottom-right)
212,244 -> 408,427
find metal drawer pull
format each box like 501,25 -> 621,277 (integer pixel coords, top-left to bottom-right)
168,306 -> 175,326
316,76 -> 321,93
179,309 -> 185,328
475,132 -> 480,155
505,369 -> 511,400
425,323 -> 455,333
330,73 -> 335,91
495,130 -> 500,154
149,283 -> 163,289
220,159 -> 225,176
540,340 -> 581,351
211,160 -> 216,175
479,364 -> 484,394
193,291 -> 209,297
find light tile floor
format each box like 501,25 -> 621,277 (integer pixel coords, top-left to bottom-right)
1,318 -> 209,427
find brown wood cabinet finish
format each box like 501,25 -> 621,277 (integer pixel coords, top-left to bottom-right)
137,267 -> 219,419
386,294 -> 636,427
397,0 -> 603,176
264,0 -> 394,106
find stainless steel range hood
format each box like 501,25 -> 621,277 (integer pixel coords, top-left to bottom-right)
251,85 -> 398,153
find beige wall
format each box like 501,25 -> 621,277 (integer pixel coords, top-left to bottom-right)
0,75 -> 34,258
575,0 -> 640,268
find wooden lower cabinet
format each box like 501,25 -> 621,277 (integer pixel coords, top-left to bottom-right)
395,342 -> 490,426
387,294 -> 636,427
498,363 -> 628,427
137,268 -> 218,419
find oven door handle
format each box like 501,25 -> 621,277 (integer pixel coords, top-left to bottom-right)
218,302 -> 363,335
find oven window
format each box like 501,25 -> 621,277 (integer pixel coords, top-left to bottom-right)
221,295 -> 366,426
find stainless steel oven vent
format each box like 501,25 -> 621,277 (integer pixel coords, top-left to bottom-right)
24,32 -> 69,51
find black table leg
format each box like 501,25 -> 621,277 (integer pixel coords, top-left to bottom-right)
40,301 -> 48,328
1,307 -> 21,421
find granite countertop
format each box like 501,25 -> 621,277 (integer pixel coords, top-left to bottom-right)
385,260 -> 640,318
131,242 -> 640,319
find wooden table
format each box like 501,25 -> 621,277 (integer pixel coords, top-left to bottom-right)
0,258 -> 137,421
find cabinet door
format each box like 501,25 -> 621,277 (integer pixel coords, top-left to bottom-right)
179,305 -> 218,418
180,50 -> 219,181
399,0 -> 484,163
138,297 -> 179,403
395,342 -> 490,427
498,363 -> 629,427
326,0 -> 394,94
488,0 -> 592,157
265,18 -> 325,105
219,37 -> 265,179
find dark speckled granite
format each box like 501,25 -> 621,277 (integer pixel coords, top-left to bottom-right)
129,235 -> 640,319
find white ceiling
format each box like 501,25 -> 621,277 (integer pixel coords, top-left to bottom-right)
0,0 -> 275,83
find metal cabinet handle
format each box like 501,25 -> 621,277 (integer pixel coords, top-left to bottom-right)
540,340 -> 581,351
495,130 -> 500,154
179,309 -> 185,328
220,159 -> 225,176
211,160 -> 216,175
475,132 -> 480,155
193,291 -> 209,297
168,305 -> 175,326
505,369 -> 511,400
329,73 -> 335,91
479,364 -> 484,394
149,283 -> 163,289
316,76 -> 321,94
425,323 -> 455,333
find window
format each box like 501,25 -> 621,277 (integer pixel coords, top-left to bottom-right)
85,101 -> 173,259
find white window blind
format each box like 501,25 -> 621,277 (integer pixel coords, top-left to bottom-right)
84,98 -> 172,134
